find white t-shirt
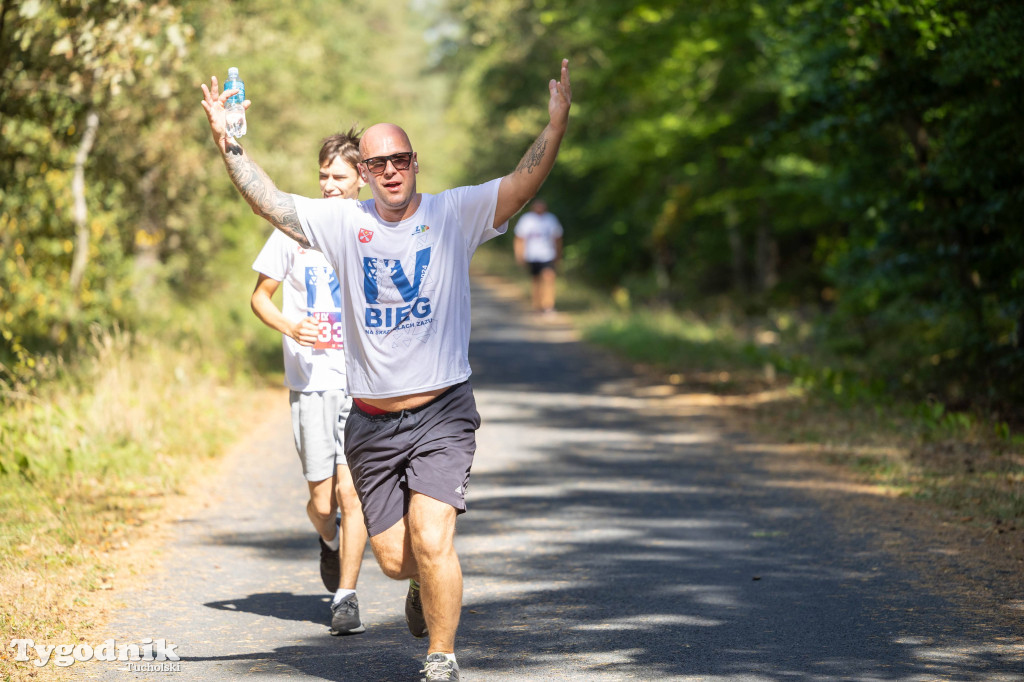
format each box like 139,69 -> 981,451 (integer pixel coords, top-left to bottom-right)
293,179 -> 507,398
251,229 -> 347,393
514,211 -> 563,263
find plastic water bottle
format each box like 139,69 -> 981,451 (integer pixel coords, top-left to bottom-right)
224,66 -> 247,138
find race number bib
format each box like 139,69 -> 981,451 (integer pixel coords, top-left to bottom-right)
312,311 -> 343,350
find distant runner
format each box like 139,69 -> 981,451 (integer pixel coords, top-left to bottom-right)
514,198 -> 563,314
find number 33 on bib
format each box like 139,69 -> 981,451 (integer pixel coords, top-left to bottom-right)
312,311 -> 344,350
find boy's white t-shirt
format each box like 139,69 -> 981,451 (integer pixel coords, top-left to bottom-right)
292,179 -> 507,399
514,211 -> 563,263
251,229 -> 347,393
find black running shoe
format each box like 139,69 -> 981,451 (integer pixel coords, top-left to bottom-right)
329,593 -> 365,636
318,534 -> 340,592
405,579 -> 428,638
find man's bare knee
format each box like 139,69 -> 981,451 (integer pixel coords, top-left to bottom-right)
408,494 -> 457,567
373,552 -> 409,580
334,466 -> 361,511
307,496 -> 334,522
307,478 -> 336,519
336,487 -> 362,517
370,519 -> 417,579
410,525 -> 451,564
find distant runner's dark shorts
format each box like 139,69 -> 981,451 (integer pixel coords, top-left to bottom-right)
527,260 -> 555,277
344,381 -> 480,537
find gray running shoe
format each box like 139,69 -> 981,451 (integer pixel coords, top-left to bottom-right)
420,653 -> 459,681
405,579 -> 428,638
318,535 -> 340,592
329,593 -> 365,635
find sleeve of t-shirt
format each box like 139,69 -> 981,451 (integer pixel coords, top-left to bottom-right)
445,178 -> 508,252
513,214 -> 532,239
251,228 -> 294,281
550,215 -> 563,239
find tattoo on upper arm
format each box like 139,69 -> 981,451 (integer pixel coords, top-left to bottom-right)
269,201 -> 310,248
224,148 -> 311,248
516,137 -> 548,174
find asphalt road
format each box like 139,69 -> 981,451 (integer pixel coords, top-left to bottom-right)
73,275 -> 1023,681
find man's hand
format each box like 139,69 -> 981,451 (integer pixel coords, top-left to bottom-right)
200,76 -> 250,152
199,76 -> 308,246
548,59 -> 572,133
289,317 -> 321,347
494,58 -> 574,227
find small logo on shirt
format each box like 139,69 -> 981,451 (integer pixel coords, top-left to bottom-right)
359,228 -> 374,243
412,224 -> 430,235
454,486 -> 463,496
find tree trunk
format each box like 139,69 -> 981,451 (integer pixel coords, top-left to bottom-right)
69,109 -> 100,296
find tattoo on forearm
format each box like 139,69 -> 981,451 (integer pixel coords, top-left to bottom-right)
516,136 -> 548,174
223,147 -> 310,248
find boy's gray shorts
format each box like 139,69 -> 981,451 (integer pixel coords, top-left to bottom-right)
344,381 -> 480,537
289,389 -> 352,482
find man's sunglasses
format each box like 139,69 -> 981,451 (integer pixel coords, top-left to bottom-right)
361,152 -> 414,175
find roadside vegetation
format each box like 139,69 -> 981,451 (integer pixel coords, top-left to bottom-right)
0,249 -> 279,676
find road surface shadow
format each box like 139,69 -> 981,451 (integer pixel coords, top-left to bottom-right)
205,592 -> 329,625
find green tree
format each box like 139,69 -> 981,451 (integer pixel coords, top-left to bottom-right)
778,0 -> 1024,406
0,0 -> 197,384
1,0 -> 459,396
441,0 -> 824,301
439,0 -> 1024,411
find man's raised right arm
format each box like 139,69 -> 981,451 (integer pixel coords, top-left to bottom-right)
200,76 -> 310,248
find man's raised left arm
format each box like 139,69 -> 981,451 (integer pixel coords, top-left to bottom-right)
493,59 -> 572,228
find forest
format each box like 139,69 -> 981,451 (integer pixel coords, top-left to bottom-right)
2,0 -> 1022,417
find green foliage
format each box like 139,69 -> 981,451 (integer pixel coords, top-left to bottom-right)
778,0 -> 1024,408
439,0 -> 1024,414
581,307 -> 766,379
1,0 -> 203,389
1,0 -> 462,398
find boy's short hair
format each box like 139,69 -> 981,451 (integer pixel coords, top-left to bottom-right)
319,126 -> 362,170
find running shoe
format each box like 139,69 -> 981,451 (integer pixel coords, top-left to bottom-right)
329,593 -> 365,635
318,532 -> 340,592
405,579 -> 428,638
420,653 -> 459,681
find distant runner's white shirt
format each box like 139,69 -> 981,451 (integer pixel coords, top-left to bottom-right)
251,229 -> 347,393
514,211 -> 563,263
292,179 -> 507,398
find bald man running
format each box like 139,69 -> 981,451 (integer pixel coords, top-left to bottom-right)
201,59 -> 572,681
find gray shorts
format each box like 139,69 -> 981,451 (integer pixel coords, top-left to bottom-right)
344,381 -> 480,537
289,390 -> 352,481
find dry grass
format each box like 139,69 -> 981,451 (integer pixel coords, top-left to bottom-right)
0,325 -> 278,680
735,393 -> 1024,526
